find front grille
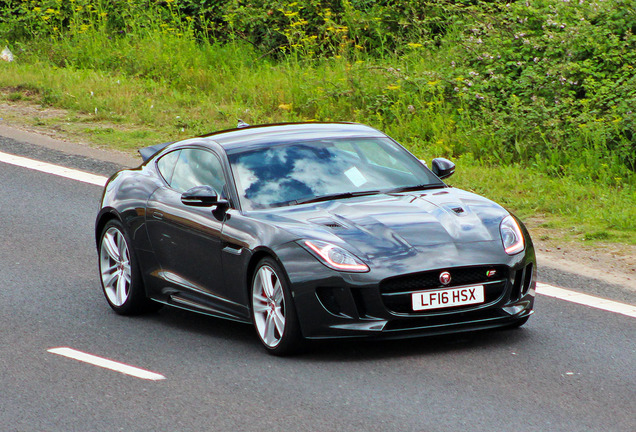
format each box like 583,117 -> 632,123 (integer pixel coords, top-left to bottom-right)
380,265 -> 509,314
381,265 -> 509,294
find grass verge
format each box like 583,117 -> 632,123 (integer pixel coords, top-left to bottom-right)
0,59 -> 633,247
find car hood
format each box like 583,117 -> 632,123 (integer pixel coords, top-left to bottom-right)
252,188 -> 510,263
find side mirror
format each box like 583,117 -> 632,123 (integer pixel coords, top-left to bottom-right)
431,158 -> 455,179
181,185 -> 229,207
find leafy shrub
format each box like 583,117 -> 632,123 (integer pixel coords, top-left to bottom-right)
443,0 -> 636,183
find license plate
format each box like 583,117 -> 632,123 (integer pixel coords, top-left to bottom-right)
412,285 -> 485,311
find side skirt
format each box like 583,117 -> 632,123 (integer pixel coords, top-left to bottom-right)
150,296 -> 252,325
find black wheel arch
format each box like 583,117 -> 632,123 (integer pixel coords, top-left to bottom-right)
246,247 -> 282,305
95,208 -> 121,249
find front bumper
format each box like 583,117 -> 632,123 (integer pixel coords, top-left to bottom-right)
279,243 -> 536,340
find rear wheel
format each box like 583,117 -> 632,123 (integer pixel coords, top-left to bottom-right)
98,219 -> 159,315
251,257 -> 303,356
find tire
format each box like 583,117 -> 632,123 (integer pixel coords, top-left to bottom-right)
98,219 -> 160,315
250,257 -> 303,356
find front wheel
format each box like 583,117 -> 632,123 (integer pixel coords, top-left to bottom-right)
98,219 -> 159,315
251,258 -> 303,356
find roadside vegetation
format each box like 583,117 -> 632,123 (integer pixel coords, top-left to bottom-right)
0,0 -> 634,245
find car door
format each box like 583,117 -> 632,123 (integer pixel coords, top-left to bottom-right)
146,147 -> 244,318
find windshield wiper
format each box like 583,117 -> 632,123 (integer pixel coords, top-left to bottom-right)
294,190 -> 381,205
383,184 -> 444,194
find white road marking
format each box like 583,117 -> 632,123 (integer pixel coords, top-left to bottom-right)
48,347 -> 166,381
536,283 -> 636,318
0,151 -> 108,186
3,151 -> 635,319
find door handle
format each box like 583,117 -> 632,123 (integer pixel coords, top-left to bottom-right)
152,211 -> 164,220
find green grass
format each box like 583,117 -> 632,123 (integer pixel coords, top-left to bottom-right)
1,58 -> 633,246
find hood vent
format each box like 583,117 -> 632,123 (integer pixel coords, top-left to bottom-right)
310,217 -> 345,229
323,222 -> 344,228
451,206 -> 465,214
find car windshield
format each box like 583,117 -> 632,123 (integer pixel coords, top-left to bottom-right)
227,137 -> 444,210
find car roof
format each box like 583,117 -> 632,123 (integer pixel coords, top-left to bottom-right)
198,122 -> 387,151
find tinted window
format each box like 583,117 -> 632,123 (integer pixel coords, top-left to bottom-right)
228,138 -> 442,210
170,148 -> 227,194
156,150 -> 181,185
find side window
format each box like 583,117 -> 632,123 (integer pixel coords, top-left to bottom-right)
156,150 -> 181,185
170,148 -> 227,194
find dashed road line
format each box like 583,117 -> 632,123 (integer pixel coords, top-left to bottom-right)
0,151 -> 108,186
536,283 -> 636,318
48,347 -> 165,381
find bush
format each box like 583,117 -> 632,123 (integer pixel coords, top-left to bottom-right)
442,0 -> 636,182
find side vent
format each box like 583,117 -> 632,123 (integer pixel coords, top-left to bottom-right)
522,263 -> 534,295
511,263 -> 534,301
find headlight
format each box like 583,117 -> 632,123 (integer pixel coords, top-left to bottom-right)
301,240 -> 369,272
500,215 -> 525,255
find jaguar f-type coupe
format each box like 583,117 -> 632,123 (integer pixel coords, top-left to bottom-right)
96,122 -> 536,355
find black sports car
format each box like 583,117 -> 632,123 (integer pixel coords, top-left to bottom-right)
96,122 -> 535,355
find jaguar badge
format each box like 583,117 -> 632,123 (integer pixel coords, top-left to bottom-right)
439,271 -> 452,285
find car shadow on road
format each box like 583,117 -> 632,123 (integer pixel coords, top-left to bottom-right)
138,306 -> 535,361
140,306 -> 257,341
302,327 -> 534,362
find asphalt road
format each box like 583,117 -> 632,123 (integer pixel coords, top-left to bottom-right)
0,134 -> 634,431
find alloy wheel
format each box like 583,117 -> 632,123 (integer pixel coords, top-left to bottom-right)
99,226 -> 132,307
252,265 -> 286,348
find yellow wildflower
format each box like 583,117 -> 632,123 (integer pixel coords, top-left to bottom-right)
278,103 -> 293,111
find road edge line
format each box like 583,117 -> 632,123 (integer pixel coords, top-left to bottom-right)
536,283 -> 636,318
0,151 -> 108,186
